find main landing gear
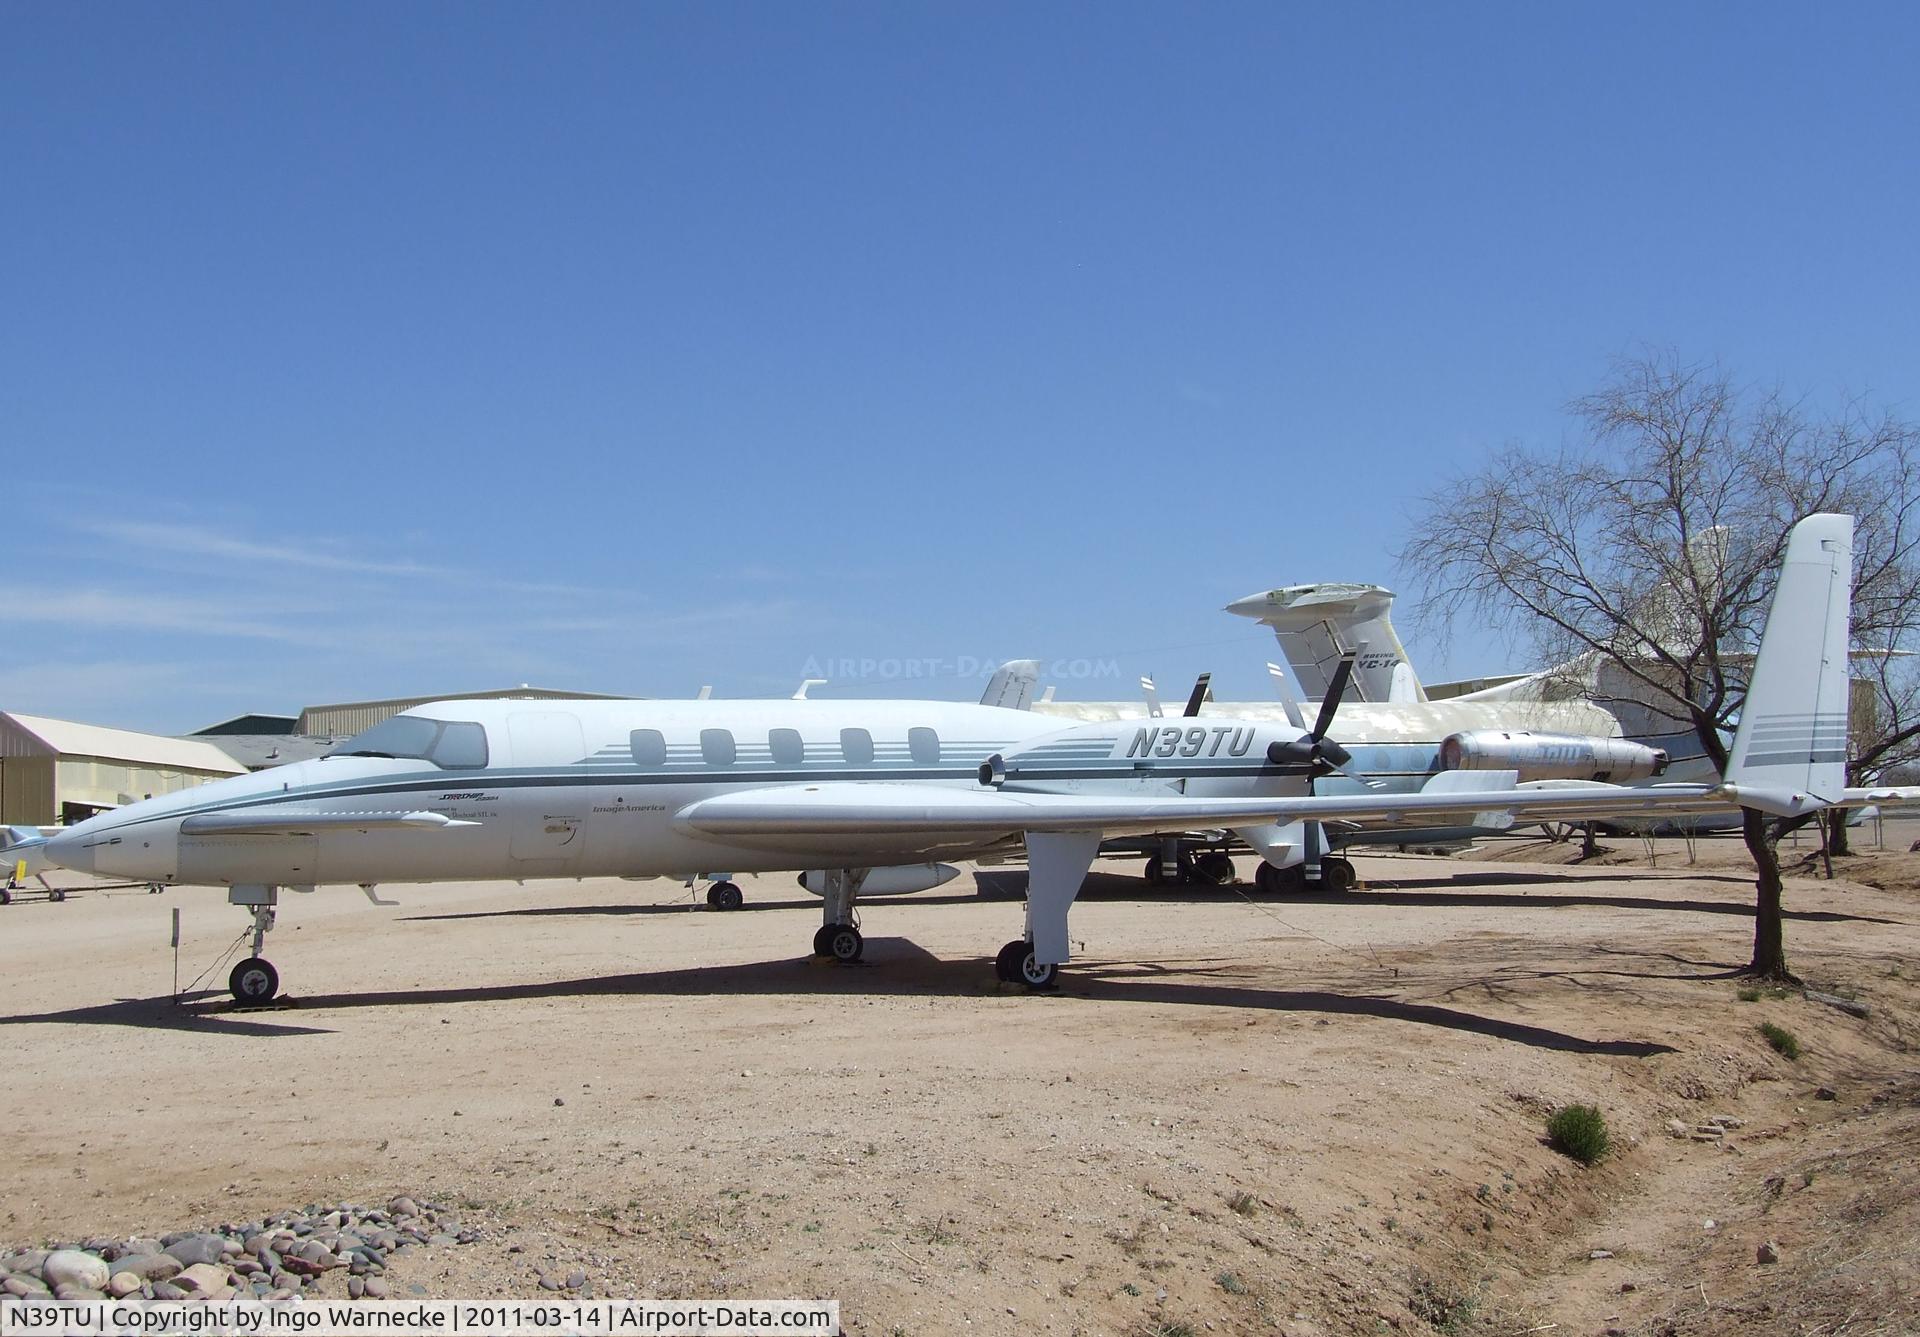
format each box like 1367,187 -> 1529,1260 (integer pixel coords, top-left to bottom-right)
1252,856 -> 1357,895
227,884 -> 281,1005
808,869 -> 869,964
1142,845 -> 1236,887
994,939 -> 1056,989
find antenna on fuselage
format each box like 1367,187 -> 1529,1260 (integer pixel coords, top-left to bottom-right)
793,679 -> 828,700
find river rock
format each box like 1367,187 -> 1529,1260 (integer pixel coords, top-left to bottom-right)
364,1278 -> 389,1300
54,1285 -> 108,1303
4,1276 -> 52,1298
43,1250 -> 110,1292
167,1236 -> 230,1268
173,1263 -> 231,1296
108,1272 -> 145,1299
110,1254 -> 183,1282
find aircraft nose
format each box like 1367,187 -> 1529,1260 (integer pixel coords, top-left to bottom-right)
43,830 -> 96,875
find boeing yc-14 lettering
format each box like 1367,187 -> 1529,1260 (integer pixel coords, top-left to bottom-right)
32,515 -> 1889,1003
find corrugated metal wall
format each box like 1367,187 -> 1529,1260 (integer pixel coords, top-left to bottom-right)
0,757 -> 55,825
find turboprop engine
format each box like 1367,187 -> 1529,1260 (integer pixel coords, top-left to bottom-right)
799,863 -> 960,897
1438,730 -> 1668,783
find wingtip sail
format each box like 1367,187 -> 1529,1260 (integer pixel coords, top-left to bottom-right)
1723,513 -> 1853,813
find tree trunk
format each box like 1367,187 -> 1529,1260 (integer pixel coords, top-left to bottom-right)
1826,807 -> 1852,857
1742,807 -> 1792,980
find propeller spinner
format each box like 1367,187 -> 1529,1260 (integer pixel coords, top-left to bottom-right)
1265,652 -> 1358,778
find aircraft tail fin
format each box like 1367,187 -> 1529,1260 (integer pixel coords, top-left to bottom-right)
1225,583 -> 1425,704
981,660 -> 1040,710
1723,514 -> 1853,816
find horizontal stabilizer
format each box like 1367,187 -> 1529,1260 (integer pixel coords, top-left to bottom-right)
180,810 -> 480,836
980,660 -> 1040,710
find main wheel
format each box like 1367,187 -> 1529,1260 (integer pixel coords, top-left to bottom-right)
810,924 -> 836,957
997,940 -> 1057,990
0,887 -> 11,905
229,957 -> 279,1005
826,925 -> 864,964
1321,857 -> 1358,893
993,939 -> 1027,982
1142,856 -> 1167,886
1195,852 -> 1235,885
706,881 -> 744,911
1254,862 -> 1306,896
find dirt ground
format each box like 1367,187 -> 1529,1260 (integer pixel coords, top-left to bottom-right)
2,823 -> 1915,1337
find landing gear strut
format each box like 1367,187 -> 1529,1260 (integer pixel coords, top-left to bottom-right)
811,869 -> 869,963
228,885 -> 281,1005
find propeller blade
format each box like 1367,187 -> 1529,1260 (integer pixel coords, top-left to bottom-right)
1267,662 -> 1307,731
1182,672 -> 1212,718
1310,652 -> 1356,741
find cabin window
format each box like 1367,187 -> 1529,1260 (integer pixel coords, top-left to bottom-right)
840,727 -> 874,765
769,727 -> 805,766
629,729 -> 667,768
908,726 -> 941,765
700,728 -> 737,767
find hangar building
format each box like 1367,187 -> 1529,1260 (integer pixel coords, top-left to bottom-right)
0,712 -> 246,826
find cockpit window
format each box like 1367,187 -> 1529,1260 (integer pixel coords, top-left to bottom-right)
329,716 -> 490,770
432,722 -> 490,769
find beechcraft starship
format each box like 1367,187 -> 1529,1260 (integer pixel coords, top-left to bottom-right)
34,515 -> 1879,1004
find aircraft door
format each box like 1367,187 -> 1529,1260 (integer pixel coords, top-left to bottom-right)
506,712 -> 590,869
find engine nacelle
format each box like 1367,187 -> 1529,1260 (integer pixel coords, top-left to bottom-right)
1438,730 -> 1668,783
799,863 -> 960,897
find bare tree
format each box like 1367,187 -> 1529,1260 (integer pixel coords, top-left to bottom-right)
1399,352 -> 1920,980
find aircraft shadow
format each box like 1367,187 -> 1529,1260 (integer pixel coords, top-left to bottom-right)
0,941 -> 1674,1056
401,868 -> 1899,929
0,993 -> 332,1038
1371,868 -> 1757,888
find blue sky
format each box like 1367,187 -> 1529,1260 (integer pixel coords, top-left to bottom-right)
5,3 -> 1917,732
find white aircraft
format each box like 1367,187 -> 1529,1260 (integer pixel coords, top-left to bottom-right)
33,515 -> 1873,1004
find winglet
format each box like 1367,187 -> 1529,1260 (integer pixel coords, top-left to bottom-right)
1721,513 -> 1853,815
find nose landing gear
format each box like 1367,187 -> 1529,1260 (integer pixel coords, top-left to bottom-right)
226,885 -> 282,1006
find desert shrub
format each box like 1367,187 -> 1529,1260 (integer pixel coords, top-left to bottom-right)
1759,1021 -> 1802,1059
1546,1103 -> 1610,1164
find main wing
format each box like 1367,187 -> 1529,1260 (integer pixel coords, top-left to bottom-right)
674,780 -> 1728,841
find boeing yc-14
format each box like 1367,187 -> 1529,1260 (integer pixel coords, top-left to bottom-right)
32,515 -> 1880,1003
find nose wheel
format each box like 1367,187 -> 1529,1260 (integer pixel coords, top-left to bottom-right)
228,957 -> 279,1005
994,939 -> 1057,990
822,924 -> 863,963
705,880 -> 744,910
